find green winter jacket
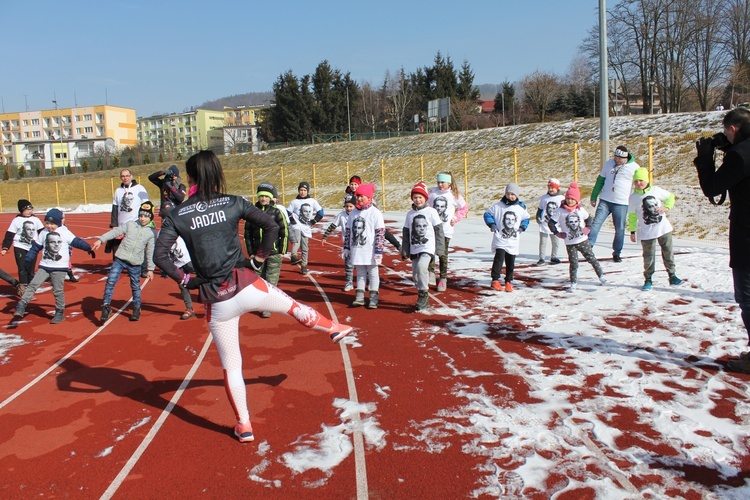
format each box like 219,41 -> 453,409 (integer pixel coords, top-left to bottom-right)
98,220 -> 155,269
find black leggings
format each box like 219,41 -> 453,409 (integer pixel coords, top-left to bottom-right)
491,249 -> 516,283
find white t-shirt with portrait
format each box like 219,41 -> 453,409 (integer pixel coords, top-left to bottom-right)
628,187 -> 674,241
35,225 -> 77,271
486,202 -> 530,255
113,183 -> 150,227
538,193 -> 564,235
404,206 -> 442,255
552,205 -> 590,246
345,206 -> 385,266
7,215 -> 44,251
427,187 -> 466,238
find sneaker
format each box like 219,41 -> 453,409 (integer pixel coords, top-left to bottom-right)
436,279 -> 447,292
569,282 -> 577,291
329,322 -> 353,343
535,259 -> 545,266
261,311 -> 271,319
234,421 -> 255,443
50,309 -> 65,324
505,282 -> 513,292
290,255 -> 301,266
727,358 -> 750,374
550,258 -> 562,265
642,280 -> 652,291
300,266 -> 308,275
491,280 -> 503,291
669,275 -> 683,286
599,276 -> 608,285
343,281 -> 354,292
612,254 -> 623,263
101,304 -> 112,322
130,307 -> 140,322
67,272 -> 79,283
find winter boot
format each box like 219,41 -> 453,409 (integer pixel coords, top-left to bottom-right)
367,291 -> 379,309
352,289 -> 365,307
101,304 -> 112,322
67,270 -> 79,282
13,301 -> 27,320
130,307 -> 141,322
415,290 -> 429,311
50,309 -> 65,324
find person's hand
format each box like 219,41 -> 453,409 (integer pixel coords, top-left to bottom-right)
556,232 -> 567,239
696,137 -> 714,157
630,233 -> 636,243
590,199 -> 597,208
146,270 -> 154,280
374,254 -> 383,266
401,250 -> 409,260
1,249 -> 6,256
91,240 -> 102,252
489,223 -> 498,233
341,250 -> 349,261
450,218 -> 457,227
583,227 -> 591,236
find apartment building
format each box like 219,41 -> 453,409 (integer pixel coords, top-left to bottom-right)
0,105 -> 137,172
136,109 -> 225,156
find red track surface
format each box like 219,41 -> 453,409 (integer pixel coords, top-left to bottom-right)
1,212 -> 749,498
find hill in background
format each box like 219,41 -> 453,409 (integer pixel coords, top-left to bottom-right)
196,92 -> 274,111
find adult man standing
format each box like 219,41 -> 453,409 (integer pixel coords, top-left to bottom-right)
588,145 -> 640,262
695,108 -> 750,372
108,169 -> 150,258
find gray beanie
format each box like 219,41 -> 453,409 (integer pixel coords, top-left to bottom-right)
505,183 -> 521,197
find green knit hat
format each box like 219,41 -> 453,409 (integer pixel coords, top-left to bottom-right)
633,168 -> 649,183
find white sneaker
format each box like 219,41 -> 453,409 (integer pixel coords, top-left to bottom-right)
568,282 -> 577,291
599,276 -> 608,285
343,282 -> 354,292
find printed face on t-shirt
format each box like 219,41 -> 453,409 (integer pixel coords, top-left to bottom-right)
411,215 -> 429,244
352,217 -> 366,246
433,197 -> 448,222
21,221 -> 36,243
300,203 -> 313,223
43,232 -> 63,261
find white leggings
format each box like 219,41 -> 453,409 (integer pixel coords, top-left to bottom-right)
206,277 -> 334,424
355,264 -> 380,292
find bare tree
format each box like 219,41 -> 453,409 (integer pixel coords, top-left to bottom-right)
451,99 -> 481,130
359,81 -> 385,134
384,68 -> 415,133
685,0 -> 729,110
520,70 -> 562,122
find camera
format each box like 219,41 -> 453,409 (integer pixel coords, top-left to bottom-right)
710,132 -> 731,152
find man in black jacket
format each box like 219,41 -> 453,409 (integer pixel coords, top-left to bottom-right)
149,164 -> 186,218
695,108 -> 750,372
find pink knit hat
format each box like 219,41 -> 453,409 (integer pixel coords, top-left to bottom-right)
565,182 -> 581,202
355,183 -> 376,199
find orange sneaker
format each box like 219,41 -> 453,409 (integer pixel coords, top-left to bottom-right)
491,280 -> 503,291
329,322 -> 353,343
234,421 -> 255,443
505,282 -> 513,292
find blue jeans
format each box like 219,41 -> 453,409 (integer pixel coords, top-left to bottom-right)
588,199 -> 628,256
733,268 -> 750,344
103,257 -> 143,308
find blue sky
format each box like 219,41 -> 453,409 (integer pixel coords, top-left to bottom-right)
2,0 -> 598,117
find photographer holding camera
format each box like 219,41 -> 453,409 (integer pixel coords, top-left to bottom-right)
149,164 -> 187,218
695,108 -> 750,373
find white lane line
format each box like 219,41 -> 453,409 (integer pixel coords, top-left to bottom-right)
0,279 -> 149,410
100,333 -> 213,500
306,273 -> 368,500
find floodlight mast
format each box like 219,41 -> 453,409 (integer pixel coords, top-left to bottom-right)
599,0 -> 610,166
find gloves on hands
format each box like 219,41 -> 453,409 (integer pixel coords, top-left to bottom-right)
88,250 -> 96,259
695,137 -> 714,158
489,223 -> 498,232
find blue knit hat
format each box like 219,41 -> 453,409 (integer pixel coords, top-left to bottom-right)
44,208 -> 63,226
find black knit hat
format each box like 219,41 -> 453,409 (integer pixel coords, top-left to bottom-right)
18,199 -> 32,212
298,181 -> 310,192
257,181 -> 278,199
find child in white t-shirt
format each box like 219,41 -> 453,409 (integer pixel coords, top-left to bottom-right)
427,171 -> 469,292
343,184 -> 385,309
627,167 -> 683,291
402,182 -> 444,310
484,183 -> 530,292
536,178 -> 565,266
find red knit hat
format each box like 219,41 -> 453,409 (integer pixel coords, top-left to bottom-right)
349,175 -> 362,184
355,183 -> 375,199
411,181 -> 429,199
565,182 -> 581,202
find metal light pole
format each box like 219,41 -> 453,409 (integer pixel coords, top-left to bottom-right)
649,81 -> 655,114
598,0 -> 610,166
346,87 -> 352,141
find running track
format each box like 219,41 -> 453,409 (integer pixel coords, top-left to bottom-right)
1,211 -> 749,499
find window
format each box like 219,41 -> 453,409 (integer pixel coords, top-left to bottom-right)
31,118 -> 40,125
96,126 -> 104,136
84,114 -> 92,121
96,113 -> 103,123
32,131 -> 41,137
84,126 -> 93,133
75,115 -> 82,122
24,132 -> 30,138
76,128 -> 83,134
22,120 -> 29,126
54,152 -> 67,159
11,120 -> 19,127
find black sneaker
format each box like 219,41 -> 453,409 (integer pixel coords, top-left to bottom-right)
130,307 -> 140,321
550,258 -> 562,265
612,254 -> 622,263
